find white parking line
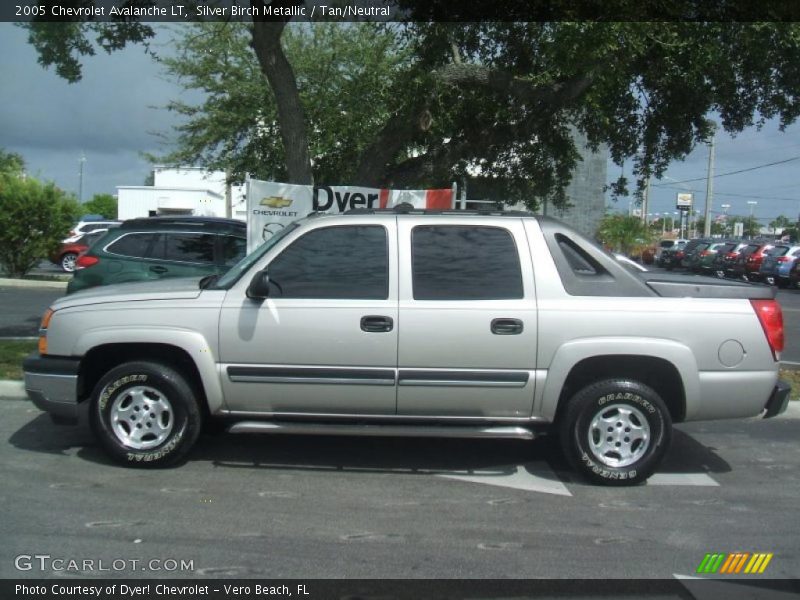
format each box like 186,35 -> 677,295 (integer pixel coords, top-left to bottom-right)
647,473 -> 719,486
438,462 -> 573,496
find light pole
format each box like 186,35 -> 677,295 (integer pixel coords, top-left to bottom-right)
78,153 -> 86,203
720,203 -> 731,237
747,201 -> 757,238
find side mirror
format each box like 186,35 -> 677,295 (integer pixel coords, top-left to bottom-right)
246,270 -> 271,300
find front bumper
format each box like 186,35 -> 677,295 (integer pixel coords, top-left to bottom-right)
23,353 -> 81,424
764,379 -> 791,419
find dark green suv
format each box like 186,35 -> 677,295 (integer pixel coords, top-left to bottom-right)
67,217 -> 247,294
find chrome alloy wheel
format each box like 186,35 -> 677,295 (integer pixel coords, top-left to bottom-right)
109,386 -> 174,450
587,403 -> 651,468
61,253 -> 77,272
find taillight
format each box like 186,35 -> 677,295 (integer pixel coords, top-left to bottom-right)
777,256 -> 792,263
676,251 -> 684,259
750,299 -> 784,360
699,250 -> 710,257
76,255 -> 99,269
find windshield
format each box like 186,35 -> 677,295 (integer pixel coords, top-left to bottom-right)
211,221 -> 301,289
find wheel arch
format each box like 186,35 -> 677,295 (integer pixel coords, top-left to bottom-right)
539,338 -> 697,425
76,336 -> 223,414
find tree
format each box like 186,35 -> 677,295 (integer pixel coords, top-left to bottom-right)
0,174 -> 80,277
769,215 -> 793,233
597,214 -> 654,257
81,193 -> 118,219
0,149 -> 25,176
152,23 -> 410,186
22,12 -> 800,208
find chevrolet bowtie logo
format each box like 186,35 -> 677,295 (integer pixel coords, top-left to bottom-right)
260,196 -> 293,208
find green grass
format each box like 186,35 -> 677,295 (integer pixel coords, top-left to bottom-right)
0,339 -> 37,380
779,369 -> 800,401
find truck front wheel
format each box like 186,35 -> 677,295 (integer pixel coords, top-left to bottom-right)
90,361 -> 202,467
559,379 -> 672,486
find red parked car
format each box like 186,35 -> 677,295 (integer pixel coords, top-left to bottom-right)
731,241 -> 774,282
50,230 -> 106,273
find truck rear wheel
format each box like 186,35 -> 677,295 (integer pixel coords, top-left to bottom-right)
559,379 -> 672,486
90,361 -> 202,467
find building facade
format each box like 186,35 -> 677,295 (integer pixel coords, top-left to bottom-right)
117,167 -> 246,221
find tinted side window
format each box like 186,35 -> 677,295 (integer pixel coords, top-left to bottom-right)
152,233 -> 217,263
412,226 -> 523,300
106,233 -> 158,259
268,226 -> 388,299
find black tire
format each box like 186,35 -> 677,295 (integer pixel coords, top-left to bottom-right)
60,252 -> 78,273
90,361 -> 202,467
559,379 -> 672,486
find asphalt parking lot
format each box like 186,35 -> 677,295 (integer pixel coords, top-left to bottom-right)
2,396 -> 799,582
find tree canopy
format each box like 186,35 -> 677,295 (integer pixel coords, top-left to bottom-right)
21,13 -> 800,210
81,193 -> 118,219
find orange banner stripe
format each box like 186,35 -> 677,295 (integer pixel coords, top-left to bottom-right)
734,553 -> 750,573
720,554 -> 736,574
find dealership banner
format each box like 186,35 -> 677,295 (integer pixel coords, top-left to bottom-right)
246,179 -> 454,252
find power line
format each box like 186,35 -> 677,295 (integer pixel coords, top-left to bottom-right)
651,155 -> 800,187
652,185 -> 799,202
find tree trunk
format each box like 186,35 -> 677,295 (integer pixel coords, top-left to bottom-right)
250,15 -> 313,185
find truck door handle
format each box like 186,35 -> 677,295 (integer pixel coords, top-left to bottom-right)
149,266 -> 168,274
491,318 -> 523,335
361,316 -> 393,333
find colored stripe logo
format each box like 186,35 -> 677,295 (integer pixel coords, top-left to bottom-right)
696,553 -> 773,574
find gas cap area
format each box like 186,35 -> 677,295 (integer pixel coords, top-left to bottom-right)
718,339 -> 746,367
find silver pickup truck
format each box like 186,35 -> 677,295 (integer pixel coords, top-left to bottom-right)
23,210 -> 790,485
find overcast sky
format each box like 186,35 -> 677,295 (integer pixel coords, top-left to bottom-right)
1,22 -> 799,226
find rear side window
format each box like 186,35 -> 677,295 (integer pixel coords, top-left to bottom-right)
411,226 -> 523,300
769,246 -> 790,257
105,233 -> 158,259
267,225 -> 388,299
153,233 -> 217,264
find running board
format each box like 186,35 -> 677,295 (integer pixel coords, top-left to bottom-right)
227,421 -> 536,440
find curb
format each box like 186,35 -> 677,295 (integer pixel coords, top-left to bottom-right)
0,277 -> 68,289
0,380 -> 25,399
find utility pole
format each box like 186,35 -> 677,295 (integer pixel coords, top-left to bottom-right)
641,175 -> 651,225
703,123 -> 716,237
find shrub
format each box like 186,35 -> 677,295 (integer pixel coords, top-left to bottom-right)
0,173 -> 81,277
